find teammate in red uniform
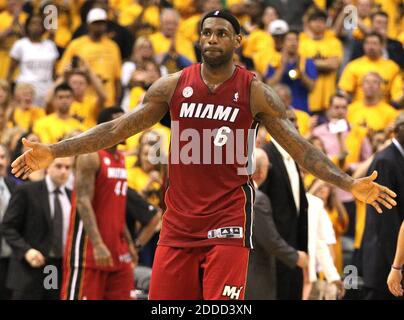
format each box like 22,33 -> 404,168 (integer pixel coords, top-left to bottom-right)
12,11 -> 397,300
61,107 -> 137,300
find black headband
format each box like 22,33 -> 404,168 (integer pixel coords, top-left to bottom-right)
201,10 -> 241,35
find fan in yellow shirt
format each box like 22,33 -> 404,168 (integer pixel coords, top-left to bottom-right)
57,9 -> 122,107
148,8 -> 196,63
118,1 -> 160,31
347,72 -> 398,131
33,84 -> 85,144
299,10 -> 343,113
11,83 -> 45,131
65,64 -> 107,130
241,1 -> 274,60
339,32 -> 400,103
127,131 -> 165,208
0,2 -> 27,79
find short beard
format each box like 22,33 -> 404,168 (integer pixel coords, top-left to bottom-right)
201,50 -> 233,68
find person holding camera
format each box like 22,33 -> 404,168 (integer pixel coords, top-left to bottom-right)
264,21 -> 317,114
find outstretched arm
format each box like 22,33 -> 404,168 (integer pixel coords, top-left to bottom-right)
250,79 -> 396,212
12,72 -> 180,178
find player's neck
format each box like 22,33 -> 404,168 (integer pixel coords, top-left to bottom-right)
201,61 -> 235,85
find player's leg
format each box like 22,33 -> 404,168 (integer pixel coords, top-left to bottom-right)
202,245 -> 249,300
62,266 -> 107,300
104,263 -> 135,300
148,245 -> 203,300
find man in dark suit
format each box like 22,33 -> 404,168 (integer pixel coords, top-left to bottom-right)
361,113 -> 404,300
260,108 -> 309,300
0,144 -> 17,300
246,148 -> 308,300
1,157 -> 74,300
350,11 -> 404,68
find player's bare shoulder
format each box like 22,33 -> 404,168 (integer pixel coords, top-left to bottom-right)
144,71 -> 183,105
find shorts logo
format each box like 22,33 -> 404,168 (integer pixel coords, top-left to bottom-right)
207,227 -> 242,239
222,285 -> 243,300
182,86 -> 193,98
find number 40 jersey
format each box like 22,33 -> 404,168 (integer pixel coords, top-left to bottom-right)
64,149 -> 129,271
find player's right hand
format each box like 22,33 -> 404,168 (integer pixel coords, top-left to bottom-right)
11,138 -> 54,179
25,248 -> 45,268
93,243 -> 114,268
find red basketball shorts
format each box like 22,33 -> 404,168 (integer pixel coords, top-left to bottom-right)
149,245 -> 250,300
61,263 -> 135,300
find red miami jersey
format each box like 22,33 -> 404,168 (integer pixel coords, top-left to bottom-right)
64,150 -> 130,273
159,63 -> 257,248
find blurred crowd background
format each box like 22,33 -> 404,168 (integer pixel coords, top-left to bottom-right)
0,0 -> 403,300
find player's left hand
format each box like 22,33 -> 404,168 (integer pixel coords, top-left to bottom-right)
351,171 -> 397,213
128,243 -> 138,268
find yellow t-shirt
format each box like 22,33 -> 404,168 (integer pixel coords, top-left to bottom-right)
148,32 -> 196,63
58,36 -> 122,107
347,100 -> 398,131
173,0 -> 197,17
352,17 -> 371,40
54,12 -> 72,49
295,109 -> 310,137
0,10 -> 28,79
178,13 -> 201,44
118,4 -> 160,30
299,32 -> 343,112
13,107 -> 46,131
128,86 -> 146,111
33,113 -> 85,144
126,166 -> 161,207
69,95 -> 99,130
242,28 -> 274,59
338,56 -> 400,102
253,50 -> 280,77
391,73 -> 403,103
344,125 -> 370,169
313,0 -> 326,9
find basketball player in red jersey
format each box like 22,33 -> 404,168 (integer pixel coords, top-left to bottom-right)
12,11 -> 397,300
61,107 -> 137,300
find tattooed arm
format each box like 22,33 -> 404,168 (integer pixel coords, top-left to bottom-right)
11,72 -> 181,178
75,152 -> 113,267
251,79 -> 397,213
